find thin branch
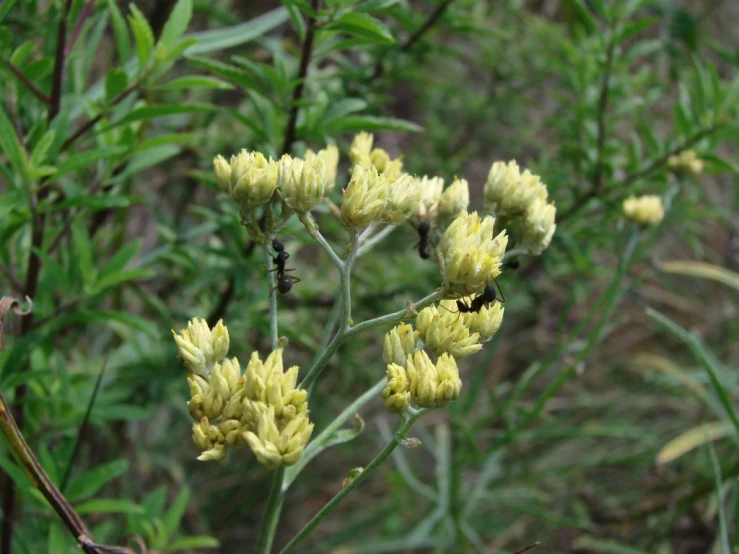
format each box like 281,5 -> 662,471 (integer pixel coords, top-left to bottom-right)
48,0 -> 74,122
64,0 -> 96,57
591,32 -> 616,192
281,0 -> 321,156
2,60 -> 52,104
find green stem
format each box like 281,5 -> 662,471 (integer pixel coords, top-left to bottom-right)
279,409 -> 427,554
347,290 -> 442,337
264,248 -> 279,350
256,466 -> 286,554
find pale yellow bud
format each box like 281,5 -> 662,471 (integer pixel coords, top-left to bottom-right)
349,132 -> 373,169
370,148 -> 390,172
306,144 -> 340,192
668,149 -> 703,176
438,178 -> 470,220
406,350 -> 438,408
414,176 -> 444,220
435,353 -> 462,405
213,155 -> 231,192
244,406 -> 314,469
278,154 -> 327,212
232,160 -> 278,209
382,363 -> 411,414
383,323 -> 419,366
484,160 -> 548,218
623,195 -> 664,226
463,302 -> 504,342
340,165 -> 389,229
416,303 -> 482,361
193,418 -> 228,462
382,158 -> 404,182
172,318 -> 230,377
520,196 -> 556,255
437,211 -> 508,294
382,174 -> 423,224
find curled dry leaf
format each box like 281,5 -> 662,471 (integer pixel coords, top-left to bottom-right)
0,296 -> 33,351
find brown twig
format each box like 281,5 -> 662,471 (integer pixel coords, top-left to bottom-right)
2,60 -> 52,104
64,0 -> 96,57
48,0 -> 74,123
281,0 -> 321,156
0,390 -> 101,554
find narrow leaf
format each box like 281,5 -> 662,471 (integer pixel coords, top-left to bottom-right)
158,0 -> 193,47
658,260 -> 739,291
656,422 -> 734,465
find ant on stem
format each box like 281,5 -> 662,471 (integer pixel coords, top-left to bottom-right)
268,239 -> 301,295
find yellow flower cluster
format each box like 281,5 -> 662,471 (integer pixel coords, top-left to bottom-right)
213,145 -> 339,214
483,160 -> 556,255
622,195 -> 664,226
381,293 -> 505,414
173,319 -> 313,468
667,150 -> 703,176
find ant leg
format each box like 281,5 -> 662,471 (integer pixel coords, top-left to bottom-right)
492,277 -> 506,303
290,276 -> 302,284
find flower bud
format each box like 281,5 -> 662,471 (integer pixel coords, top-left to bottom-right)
484,160 -> 547,218
667,150 -> 703,176
382,158 -> 404,182
383,323 -> 419,366
382,174 -> 423,224
416,303 -> 482,361
437,211 -> 508,294
520,196 -> 556,255
382,363 -> 411,414
463,302 -> 504,342
349,132 -> 373,169
340,165 -> 389,229
414,176 -> 444,220
370,148 -> 390,172
405,350 -> 438,408
306,144 -> 340,192
231,151 -> 278,209
278,154 -> 327,212
172,318 -> 230,377
213,155 -> 231,192
623,195 -> 664,226
438,178 -> 470,220
435,353 -> 462,405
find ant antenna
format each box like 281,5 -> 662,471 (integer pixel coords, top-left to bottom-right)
492,276 -> 506,304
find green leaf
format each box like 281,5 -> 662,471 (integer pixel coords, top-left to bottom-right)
105,67 -> 129,102
573,537 -> 650,554
56,146 -> 129,177
29,130 -> 56,168
322,115 -> 422,133
168,536 -> 220,551
154,75 -> 234,91
0,0 -> 17,24
53,195 -> 134,212
112,104 -> 218,127
328,12 -> 395,44
163,485 -> 191,537
128,4 -> 155,71
0,104 -> 28,179
91,268 -> 153,294
355,0 -> 402,13
75,498 -> 145,515
106,0 -> 131,63
71,220 -> 96,288
0,455 -> 33,490
321,98 -> 368,122
184,8 -> 289,55
99,239 -> 143,279
92,403 -> 152,421
158,0 -> 192,48
113,144 -> 181,181
66,459 -> 130,502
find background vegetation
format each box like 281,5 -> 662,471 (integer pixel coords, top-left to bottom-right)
0,0 -> 738,553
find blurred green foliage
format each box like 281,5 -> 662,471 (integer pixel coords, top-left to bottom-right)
0,0 -> 738,553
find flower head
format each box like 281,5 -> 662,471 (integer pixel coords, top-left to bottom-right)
382,363 -> 411,414
484,160 -> 547,218
416,303 -> 482,360
172,318 -> 229,377
463,301 -> 504,342
405,350 -> 438,408
520,196 -> 556,255
229,150 -> 279,209
435,353 -> 462,405
383,323 -> 419,367
413,176 -> 445,221
306,144 -> 339,192
349,132 -> 374,169
340,165 -> 389,229
277,154 -> 327,213
213,155 -> 231,192
623,195 -> 664,226
438,178 -> 470,220
244,407 -> 314,469
667,150 -> 703,176
382,174 -> 423,224
437,211 -> 508,294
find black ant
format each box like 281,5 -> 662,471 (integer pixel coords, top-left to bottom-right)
447,279 -> 506,317
268,239 -> 301,294
416,221 -> 431,260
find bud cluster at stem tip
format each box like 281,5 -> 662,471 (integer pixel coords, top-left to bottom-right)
623,194 -> 665,226
173,319 -> 313,468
